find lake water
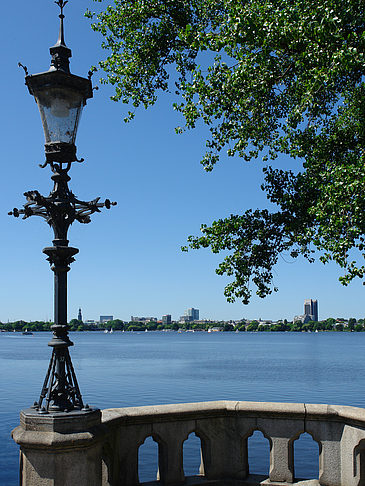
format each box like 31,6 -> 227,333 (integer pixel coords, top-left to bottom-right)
2,330 -> 365,485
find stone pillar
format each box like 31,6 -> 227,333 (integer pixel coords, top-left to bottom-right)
306,416 -> 343,486
269,436 -> 294,483
153,420 -> 195,485
197,416 -> 254,480
12,408 -> 103,486
256,417 -> 299,483
319,438 -> 342,486
341,424 -> 365,486
112,424 -> 152,486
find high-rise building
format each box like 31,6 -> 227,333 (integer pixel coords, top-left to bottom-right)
78,308 -> 82,322
185,308 -> 199,321
100,315 -> 113,323
312,300 -> 318,322
162,315 -> 172,325
304,299 -> 318,322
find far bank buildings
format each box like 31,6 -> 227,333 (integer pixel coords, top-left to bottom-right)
294,299 -> 318,323
179,308 -> 200,323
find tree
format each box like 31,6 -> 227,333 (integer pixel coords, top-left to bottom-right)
291,321 -> 304,332
87,0 -> 365,303
12,320 -> 27,331
111,319 -> 125,330
147,321 -> 158,331
271,323 -> 290,332
348,317 -> 357,330
247,321 -> 259,332
69,319 -> 83,330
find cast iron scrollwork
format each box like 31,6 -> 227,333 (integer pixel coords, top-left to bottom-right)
9,163 -> 116,241
9,161 -> 116,413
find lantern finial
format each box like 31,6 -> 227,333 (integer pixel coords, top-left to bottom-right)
55,0 -> 68,47
50,0 -> 71,73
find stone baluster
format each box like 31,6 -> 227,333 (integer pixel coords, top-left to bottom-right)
270,435 -> 294,482
341,425 -> 365,486
306,412 -> 343,486
256,405 -> 305,483
153,420 -> 195,485
197,416 -> 255,480
106,422 -> 151,486
232,402 -> 301,482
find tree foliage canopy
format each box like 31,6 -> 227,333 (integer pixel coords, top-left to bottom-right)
87,0 -> 365,303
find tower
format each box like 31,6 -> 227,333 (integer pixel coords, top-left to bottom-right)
78,308 -> 82,322
312,300 -> 318,322
304,299 -> 318,322
185,308 -> 199,321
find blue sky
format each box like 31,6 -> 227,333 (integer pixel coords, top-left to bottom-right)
0,0 -> 363,323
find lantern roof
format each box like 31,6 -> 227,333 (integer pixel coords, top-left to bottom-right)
23,0 -> 92,101
20,0 -> 93,164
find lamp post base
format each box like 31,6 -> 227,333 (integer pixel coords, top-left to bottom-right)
12,407 -> 103,486
18,406 -> 100,432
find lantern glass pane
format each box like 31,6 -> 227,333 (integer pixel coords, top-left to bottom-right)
34,87 -> 84,144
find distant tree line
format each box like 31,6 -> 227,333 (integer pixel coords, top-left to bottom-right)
1,318 -> 364,333
0,321 -> 52,332
240,318 -> 365,332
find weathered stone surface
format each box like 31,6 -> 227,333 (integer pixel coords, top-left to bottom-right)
12,408 -> 104,486
153,419 -> 195,484
340,423 -> 365,486
305,419 -> 342,486
12,401 -> 365,486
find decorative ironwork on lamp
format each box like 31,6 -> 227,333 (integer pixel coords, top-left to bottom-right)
10,0 -> 116,413
24,0 -> 92,165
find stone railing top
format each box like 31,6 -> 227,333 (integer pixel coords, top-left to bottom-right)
102,400 -> 365,428
13,400 -> 365,486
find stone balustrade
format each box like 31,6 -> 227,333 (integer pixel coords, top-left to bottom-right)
12,401 -> 365,486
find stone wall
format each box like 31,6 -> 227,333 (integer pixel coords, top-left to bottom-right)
12,401 -> 365,486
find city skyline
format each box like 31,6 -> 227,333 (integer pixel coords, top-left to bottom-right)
5,299 -> 365,324
0,1 -> 364,324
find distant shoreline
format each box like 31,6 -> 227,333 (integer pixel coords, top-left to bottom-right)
1,328 -> 363,334
1,316 -> 362,333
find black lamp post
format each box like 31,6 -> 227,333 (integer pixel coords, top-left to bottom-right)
9,0 -> 116,413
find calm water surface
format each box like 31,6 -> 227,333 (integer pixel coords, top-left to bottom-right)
1,331 -> 365,485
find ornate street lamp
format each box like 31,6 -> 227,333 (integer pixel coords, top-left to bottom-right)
9,0 -> 116,413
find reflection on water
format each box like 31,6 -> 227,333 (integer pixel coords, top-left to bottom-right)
2,331 -> 365,485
